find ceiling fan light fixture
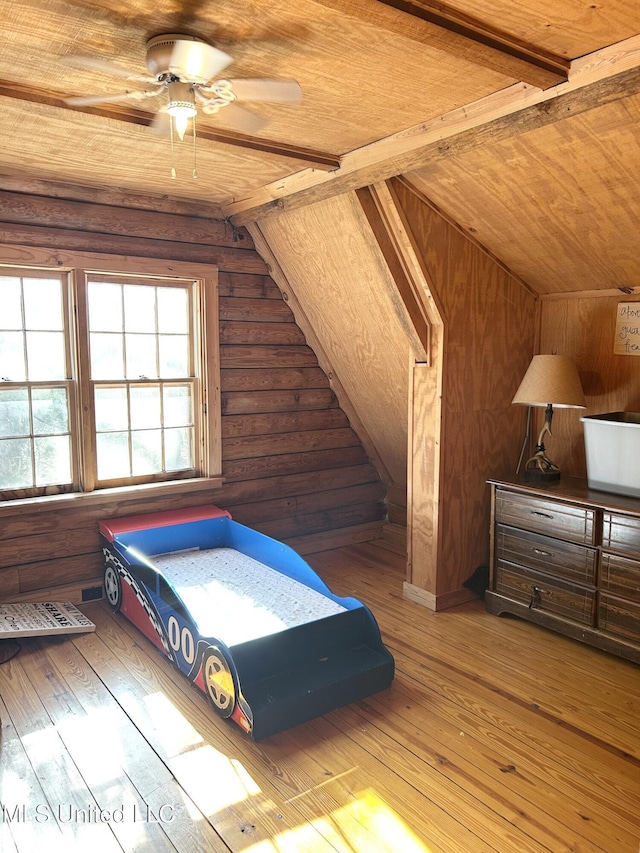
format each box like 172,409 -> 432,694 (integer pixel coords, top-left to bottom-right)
63,31 -> 302,181
166,81 -> 197,141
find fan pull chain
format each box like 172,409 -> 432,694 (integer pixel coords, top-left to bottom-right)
192,115 -> 198,179
170,115 -> 177,180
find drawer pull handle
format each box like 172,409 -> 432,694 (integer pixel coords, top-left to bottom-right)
529,585 -> 551,608
530,510 -> 554,519
532,547 -> 554,557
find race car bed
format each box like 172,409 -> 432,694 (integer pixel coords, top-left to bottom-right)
99,505 -> 394,740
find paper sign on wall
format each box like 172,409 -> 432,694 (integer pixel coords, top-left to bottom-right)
614,302 -> 640,356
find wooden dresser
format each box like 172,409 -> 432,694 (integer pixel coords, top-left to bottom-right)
486,476 -> 640,664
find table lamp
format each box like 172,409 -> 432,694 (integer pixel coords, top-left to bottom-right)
512,354 -> 586,480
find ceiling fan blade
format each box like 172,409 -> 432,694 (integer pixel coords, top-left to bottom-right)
169,39 -> 233,84
149,110 -> 171,136
64,88 -> 162,107
204,101 -> 269,135
225,79 -> 302,103
61,55 -> 153,84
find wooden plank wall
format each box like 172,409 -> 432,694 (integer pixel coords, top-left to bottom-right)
539,291 -> 640,476
0,192 -> 386,604
391,178 -> 537,599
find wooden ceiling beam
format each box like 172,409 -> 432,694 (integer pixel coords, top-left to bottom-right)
310,0 -> 569,89
0,171 -> 225,218
0,80 -> 341,171
224,37 -> 640,226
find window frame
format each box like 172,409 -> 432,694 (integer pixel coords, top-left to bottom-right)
0,245 -> 222,506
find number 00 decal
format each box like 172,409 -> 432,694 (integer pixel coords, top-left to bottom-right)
181,625 -> 195,664
167,616 -> 195,664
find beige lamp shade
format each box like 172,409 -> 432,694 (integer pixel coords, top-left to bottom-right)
512,354 -> 586,409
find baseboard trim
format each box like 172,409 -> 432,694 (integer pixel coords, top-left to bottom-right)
403,581 -> 478,612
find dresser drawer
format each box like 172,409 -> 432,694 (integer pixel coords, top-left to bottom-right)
598,593 -> 640,644
496,524 -> 597,585
600,552 -> 640,603
495,561 -> 596,625
495,489 -> 596,545
602,512 -> 640,558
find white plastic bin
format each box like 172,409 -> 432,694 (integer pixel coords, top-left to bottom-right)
580,412 -> 640,497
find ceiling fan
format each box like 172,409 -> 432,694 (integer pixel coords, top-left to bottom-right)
63,33 -> 302,138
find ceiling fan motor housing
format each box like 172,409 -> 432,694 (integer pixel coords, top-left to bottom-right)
146,33 -> 205,79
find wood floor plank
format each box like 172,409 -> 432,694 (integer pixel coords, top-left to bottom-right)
73,604 -> 340,852
327,703 -> 580,853
264,715 -> 527,853
386,624 -> 640,790
431,606 -> 640,738
309,544 -> 640,851
84,604 -> 481,852
2,539 -> 639,853
334,686 -> 636,852
0,691 -> 67,853
20,635 -> 225,853
0,662 -> 119,852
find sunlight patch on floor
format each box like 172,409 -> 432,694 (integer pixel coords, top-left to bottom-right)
134,693 -> 430,851
171,744 -> 260,814
339,788 -> 433,852
244,787 -> 433,853
143,691 -> 206,754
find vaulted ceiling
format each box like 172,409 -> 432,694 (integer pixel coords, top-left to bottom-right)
1,0 -> 639,297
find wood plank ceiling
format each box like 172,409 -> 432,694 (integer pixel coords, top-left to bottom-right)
0,0 -> 639,295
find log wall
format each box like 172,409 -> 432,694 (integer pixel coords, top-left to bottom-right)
0,192 -> 386,604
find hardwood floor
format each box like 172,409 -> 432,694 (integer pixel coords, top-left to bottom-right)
1,540 -> 639,852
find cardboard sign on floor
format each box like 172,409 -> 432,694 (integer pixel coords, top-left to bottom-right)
0,602 -> 96,639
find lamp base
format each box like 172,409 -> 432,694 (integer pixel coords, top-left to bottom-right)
524,466 -> 561,482
523,446 -> 561,481
519,405 -> 563,481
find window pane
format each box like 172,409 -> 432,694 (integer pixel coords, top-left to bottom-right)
158,288 -> 188,333
165,427 -> 193,471
131,385 -> 160,429
34,435 -> 71,486
90,332 -> 124,379
124,285 -> 156,333
95,386 -> 128,431
159,334 -> 189,377
96,431 -> 130,480
163,385 -> 193,427
26,331 -> 66,380
132,429 -> 162,475
0,277 -> 22,329
23,278 -> 63,331
89,283 -> 123,332
0,387 -> 30,437
0,438 -> 32,489
125,334 -> 157,379
0,331 -> 26,381
32,387 -> 69,435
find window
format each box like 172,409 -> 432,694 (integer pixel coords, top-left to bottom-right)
0,250 -> 220,501
0,271 -> 73,492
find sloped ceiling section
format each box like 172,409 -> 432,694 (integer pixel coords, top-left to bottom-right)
253,192 -> 425,488
404,88 -> 640,295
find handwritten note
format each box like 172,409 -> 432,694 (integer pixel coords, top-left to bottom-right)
614,302 -> 640,356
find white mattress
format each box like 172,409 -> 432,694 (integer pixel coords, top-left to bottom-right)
152,547 -> 346,645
